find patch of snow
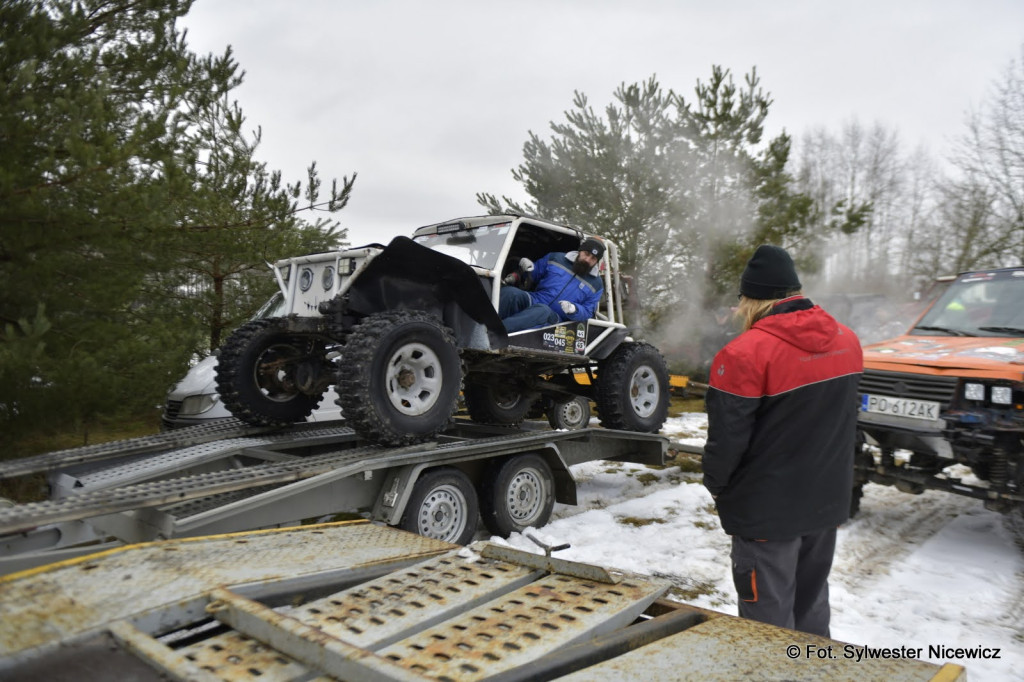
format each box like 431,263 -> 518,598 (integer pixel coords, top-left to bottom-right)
486,413 -> 1024,680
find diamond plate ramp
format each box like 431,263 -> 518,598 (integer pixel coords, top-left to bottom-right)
0,521 -> 450,659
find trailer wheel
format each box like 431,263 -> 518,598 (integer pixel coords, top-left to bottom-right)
546,396 -> 591,431
594,342 -> 669,433
463,381 -> 535,425
480,454 -> 555,537
398,468 -> 478,545
215,318 -> 323,426
338,311 -> 462,445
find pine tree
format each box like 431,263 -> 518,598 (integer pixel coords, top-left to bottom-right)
0,0 -> 353,439
478,67 -> 816,329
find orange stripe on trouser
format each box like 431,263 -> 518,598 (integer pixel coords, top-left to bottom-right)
744,568 -> 758,602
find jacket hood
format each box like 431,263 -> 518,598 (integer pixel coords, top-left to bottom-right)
753,298 -> 841,354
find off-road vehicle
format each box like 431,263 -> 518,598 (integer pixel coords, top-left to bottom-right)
855,266 -> 1024,515
215,214 -> 670,445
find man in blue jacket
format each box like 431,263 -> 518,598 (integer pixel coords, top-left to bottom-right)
499,237 -> 605,333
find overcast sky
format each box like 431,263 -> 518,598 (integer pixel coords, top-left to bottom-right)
181,1 -> 1024,247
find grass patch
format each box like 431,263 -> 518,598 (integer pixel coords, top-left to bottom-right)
668,396 -> 705,418
617,515 -> 666,527
633,472 -> 660,486
1,410 -> 163,503
673,454 -> 703,473
667,582 -> 720,602
4,410 -> 162,462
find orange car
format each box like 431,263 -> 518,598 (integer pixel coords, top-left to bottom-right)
855,267 -> 1024,516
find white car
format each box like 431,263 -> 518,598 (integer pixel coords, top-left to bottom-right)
162,293 -> 343,429
162,354 -> 342,429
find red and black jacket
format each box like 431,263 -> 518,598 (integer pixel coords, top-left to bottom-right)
702,297 -> 863,540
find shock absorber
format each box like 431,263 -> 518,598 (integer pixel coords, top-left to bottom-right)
984,439 -> 1011,512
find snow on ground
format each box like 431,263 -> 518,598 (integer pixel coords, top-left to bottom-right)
490,414 -> 1024,681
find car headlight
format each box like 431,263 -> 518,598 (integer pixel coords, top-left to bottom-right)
299,267 -> 314,292
180,393 -> 218,416
991,386 -> 1013,405
964,383 -> 986,401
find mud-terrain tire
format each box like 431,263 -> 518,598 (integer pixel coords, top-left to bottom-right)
546,396 -> 591,430
463,381 -> 534,425
337,311 -> 462,445
215,318 -> 323,426
480,454 -> 555,536
595,342 -> 669,432
398,467 -> 478,545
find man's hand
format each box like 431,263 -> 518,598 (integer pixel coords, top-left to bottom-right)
519,257 -> 534,272
559,300 -> 577,315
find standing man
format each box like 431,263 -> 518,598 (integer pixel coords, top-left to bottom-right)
701,244 -> 862,637
499,237 -> 605,333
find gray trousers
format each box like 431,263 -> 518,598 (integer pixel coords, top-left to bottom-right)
729,527 -> 837,637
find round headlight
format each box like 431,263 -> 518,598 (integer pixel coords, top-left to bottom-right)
322,266 -> 335,291
299,268 -> 314,292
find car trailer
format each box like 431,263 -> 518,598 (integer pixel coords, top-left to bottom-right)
0,417 -> 664,575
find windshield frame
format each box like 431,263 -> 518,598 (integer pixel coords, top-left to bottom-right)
411,220 -> 513,270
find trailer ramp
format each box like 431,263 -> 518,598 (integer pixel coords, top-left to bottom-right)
0,522 -> 966,681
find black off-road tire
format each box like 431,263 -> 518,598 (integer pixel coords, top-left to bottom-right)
546,396 -> 592,430
479,454 -> 555,537
463,381 -> 535,425
215,318 -> 323,426
850,483 -> 864,518
337,311 -> 462,445
398,467 -> 479,545
594,342 -> 670,432
850,430 -> 872,518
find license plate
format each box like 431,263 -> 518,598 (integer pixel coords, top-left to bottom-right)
860,394 -> 941,421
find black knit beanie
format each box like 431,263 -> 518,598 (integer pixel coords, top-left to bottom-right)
739,245 -> 802,300
579,237 -> 605,260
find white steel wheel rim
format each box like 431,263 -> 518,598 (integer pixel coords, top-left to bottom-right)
506,468 -> 544,523
558,400 -> 586,428
416,484 -> 468,541
385,341 -> 444,416
629,365 -> 660,418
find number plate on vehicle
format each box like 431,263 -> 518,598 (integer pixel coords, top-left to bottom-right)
860,394 -> 940,421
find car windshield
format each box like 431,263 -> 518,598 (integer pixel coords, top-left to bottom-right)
412,222 -> 511,270
254,292 -> 286,319
912,270 -> 1024,337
